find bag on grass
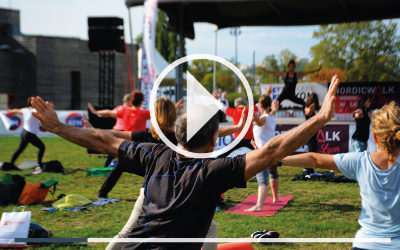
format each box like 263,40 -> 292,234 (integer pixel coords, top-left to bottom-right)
52,194 -> 92,210
42,160 -> 64,173
0,183 -> 21,205
18,179 -> 58,205
1,162 -> 20,171
0,206 -> 31,245
0,174 -> 26,205
28,222 -> 52,238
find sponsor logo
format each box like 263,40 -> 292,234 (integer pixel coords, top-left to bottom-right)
4,221 -> 25,226
6,113 -> 22,131
65,113 -> 84,128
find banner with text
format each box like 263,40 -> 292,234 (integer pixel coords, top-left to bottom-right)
0,110 -> 87,136
334,82 -> 400,120
140,0 -> 158,111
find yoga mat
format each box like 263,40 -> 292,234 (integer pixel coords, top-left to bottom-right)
224,195 -> 293,217
18,161 -> 38,170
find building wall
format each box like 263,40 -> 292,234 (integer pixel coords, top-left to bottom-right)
13,36 -> 138,109
0,8 -> 139,110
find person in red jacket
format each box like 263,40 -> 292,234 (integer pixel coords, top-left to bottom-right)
117,90 -> 150,132
220,97 -> 258,158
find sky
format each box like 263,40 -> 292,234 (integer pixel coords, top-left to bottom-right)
0,0 -> 398,66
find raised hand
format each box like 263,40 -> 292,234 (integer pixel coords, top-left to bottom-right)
250,139 -> 259,150
81,114 -> 93,128
237,109 -> 247,130
87,102 -> 98,115
304,103 -> 315,116
272,100 -> 279,112
265,86 -> 273,96
175,98 -> 184,109
317,75 -> 340,123
31,97 -> 61,133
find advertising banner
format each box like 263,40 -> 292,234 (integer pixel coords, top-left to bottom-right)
140,0 -> 158,111
334,82 -> 400,120
260,83 -> 328,118
0,110 -> 87,136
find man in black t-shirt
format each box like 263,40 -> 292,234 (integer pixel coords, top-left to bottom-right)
30,75 -> 339,250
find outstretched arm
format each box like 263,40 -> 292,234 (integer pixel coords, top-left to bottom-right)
243,75 -> 340,180
297,65 -> 322,77
218,109 -> 247,137
88,102 -> 117,118
6,107 -> 22,114
33,97 -> 123,156
262,68 -> 286,77
82,114 -> 135,141
282,153 -> 339,172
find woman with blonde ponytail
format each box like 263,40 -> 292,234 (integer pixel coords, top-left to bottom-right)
280,101 -> 400,249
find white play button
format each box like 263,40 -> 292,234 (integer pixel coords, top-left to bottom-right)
186,71 -> 223,142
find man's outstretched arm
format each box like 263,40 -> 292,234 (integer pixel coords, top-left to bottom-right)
244,75 -> 340,180
32,97 -> 123,156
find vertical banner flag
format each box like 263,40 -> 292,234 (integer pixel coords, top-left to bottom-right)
140,0 -> 158,111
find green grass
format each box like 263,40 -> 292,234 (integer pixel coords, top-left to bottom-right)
0,136 -> 361,249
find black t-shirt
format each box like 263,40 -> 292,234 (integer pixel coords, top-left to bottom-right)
283,72 -> 297,94
352,109 -> 371,142
118,141 -> 246,250
131,129 -> 178,145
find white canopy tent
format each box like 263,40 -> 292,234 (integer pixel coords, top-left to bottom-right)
138,48 -> 177,80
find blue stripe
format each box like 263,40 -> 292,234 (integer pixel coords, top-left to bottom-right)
120,143 -> 152,159
145,160 -> 202,216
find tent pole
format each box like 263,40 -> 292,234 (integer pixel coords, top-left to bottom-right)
127,7 -> 137,90
176,3 -> 184,103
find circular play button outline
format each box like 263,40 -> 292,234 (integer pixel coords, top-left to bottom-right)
150,54 -> 254,158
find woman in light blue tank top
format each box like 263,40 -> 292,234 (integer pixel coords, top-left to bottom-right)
281,101 -> 400,250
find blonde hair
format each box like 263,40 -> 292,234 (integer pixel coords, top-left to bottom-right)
371,101 -> 400,161
149,97 -> 177,140
122,93 -> 132,104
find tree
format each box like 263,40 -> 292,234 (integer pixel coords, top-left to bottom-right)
135,34 -> 143,45
279,49 -> 297,71
156,11 -> 170,61
260,55 -> 280,83
309,68 -> 347,83
155,10 -> 186,64
309,21 -> 400,81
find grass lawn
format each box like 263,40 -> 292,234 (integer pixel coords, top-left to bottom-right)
0,136 -> 361,249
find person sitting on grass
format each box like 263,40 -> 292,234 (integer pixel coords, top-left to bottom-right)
30,75 -> 339,250
281,101 -> 400,250
246,95 -> 280,212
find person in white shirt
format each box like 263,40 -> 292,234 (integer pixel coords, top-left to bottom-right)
7,96 -> 46,167
219,92 -> 229,109
246,95 -> 280,212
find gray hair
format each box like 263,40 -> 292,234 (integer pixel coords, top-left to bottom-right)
175,112 -> 219,150
234,97 -> 246,107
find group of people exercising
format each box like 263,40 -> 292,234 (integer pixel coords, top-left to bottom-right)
6,60 -> 400,249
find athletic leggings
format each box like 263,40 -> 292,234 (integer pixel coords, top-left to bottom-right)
10,129 -> 45,166
277,89 -> 305,106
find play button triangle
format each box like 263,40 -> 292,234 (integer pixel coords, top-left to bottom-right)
186,71 -> 223,142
